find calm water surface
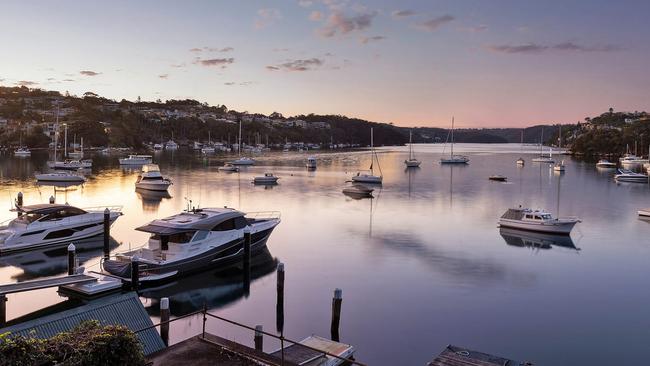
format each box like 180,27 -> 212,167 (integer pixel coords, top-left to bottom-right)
1,144 -> 649,366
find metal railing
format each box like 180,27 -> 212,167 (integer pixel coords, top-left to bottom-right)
134,306 -> 366,366
245,211 -> 282,220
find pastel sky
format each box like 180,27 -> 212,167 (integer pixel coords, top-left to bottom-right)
1,0 -> 649,128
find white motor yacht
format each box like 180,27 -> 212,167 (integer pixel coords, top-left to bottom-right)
516,157 -> 525,166
218,163 -> 239,172
14,147 -> 31,157
499,207 -> 580,234
35,171 -> 86,183
153,144 -> 163,151
253,173 -> 279,184
614,169 -> 648,183
619,153 -> 647,165
306,156 -> 317,170
119,154 -> 153,165
135,164 -> 172,191
102,207 -> 281,283
553,160 -> 566,172
0,204 -> 122,254
596,159 -> 616,168
201,146 -> 216,154
165,140 -> 179,150
440,118 -> 469,164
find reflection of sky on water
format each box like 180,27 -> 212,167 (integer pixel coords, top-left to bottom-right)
1,144 -> 650,365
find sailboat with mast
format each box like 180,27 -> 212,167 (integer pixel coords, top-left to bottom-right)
231,119 -> 255,165
352,127 -> 383,184
14,132 -> 31,157
440,117 -> 469,164
532,128 -> 554,163
404,130 -> 421,167
201,131 -> 216,154
516,130 -> 525,166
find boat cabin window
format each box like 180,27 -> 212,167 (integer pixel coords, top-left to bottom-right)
212,219 -> 235,231
40,208 -> 87,221
533,215 -> 542,220
212,216 -> 247,231
192,230 -> 209,242
540,214 -> 552,220
152,231 -> 195,244
17,213 -> 44,224
525,214 -> 533,219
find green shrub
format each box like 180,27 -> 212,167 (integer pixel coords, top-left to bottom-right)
0,320 -> 145,366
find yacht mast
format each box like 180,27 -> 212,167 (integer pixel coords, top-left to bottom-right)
238,119 -> 242,156
64,124 -> 68,158
450,117 -> 454,157
409,130 -> 413,160
370,127 -> 374,175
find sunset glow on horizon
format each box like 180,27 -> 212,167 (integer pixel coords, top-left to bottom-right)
1,0 -> 649,128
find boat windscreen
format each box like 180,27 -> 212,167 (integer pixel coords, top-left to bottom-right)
501,209 -> 524,220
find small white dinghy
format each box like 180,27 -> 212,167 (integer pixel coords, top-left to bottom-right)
596,159 -> 616,168
306,156 -> 317,170
553,160 -> 566,172
253,173 -> 279,184
271,335 -> 355,366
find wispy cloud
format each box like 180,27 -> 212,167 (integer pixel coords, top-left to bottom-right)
266,58 -> 324,72
255,8 -> 281,29
63,79 -> 75,82
298,0 -> 313,7
224,81 -> 254,86
171,63 -> 186,68
159,74 -> 169,79
318,10 -> 377,38
466,24 -> 488,33
190,47 -> 234,53
80,70 -> 101,76
309,10 -> 323,21
414,15 -> 455,32
486,42 -> 622,54
16,80 -> 38,86
194,58 -> 235,68
360,35 -> 386,44
392,10 -> 416,18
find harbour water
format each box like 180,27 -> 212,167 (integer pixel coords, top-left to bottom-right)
1,143 -> 649,365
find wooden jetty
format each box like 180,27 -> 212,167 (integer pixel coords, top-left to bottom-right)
428,345 -> 533,366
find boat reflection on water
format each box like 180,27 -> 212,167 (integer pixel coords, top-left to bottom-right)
0,236 -> 120,281
499,227 -> 579,251
141,248 -> 278,316
136,188 -> 172,212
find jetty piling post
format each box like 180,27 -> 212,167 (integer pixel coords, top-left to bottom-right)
16,192 -> 23,217
0,294 -> 6,327
254,325 -> 263,351
131,257 -> 140,291
330,288 -> 342,342
67,243 -> 76,276
160,297 -> 170,346
49,195 -> 55,204
276,262 -> 285,333
103,208 -> 110,259
243,228 -> 251,295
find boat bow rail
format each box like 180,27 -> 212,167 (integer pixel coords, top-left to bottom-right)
83,205 -> 124,214
245,211 -> 281,221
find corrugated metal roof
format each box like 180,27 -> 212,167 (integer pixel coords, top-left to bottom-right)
0,292 -> 165,355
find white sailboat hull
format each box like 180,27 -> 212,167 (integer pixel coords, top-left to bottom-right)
352,174 -> 382,184
499,219 -> 578,234
35,173 -> 86,182
404,159 -> 421,167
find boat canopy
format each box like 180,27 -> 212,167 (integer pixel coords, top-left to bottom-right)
11,204 -> 84,215
135,209 -> 246,234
